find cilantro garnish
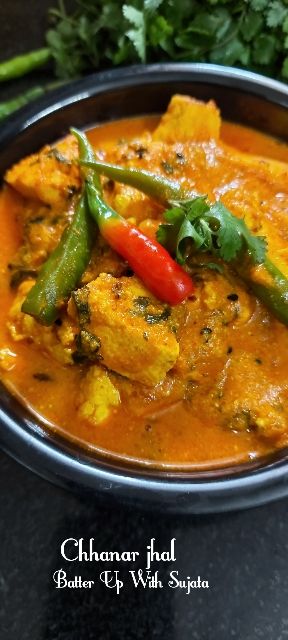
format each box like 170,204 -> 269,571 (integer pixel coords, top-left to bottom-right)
157,196 -> 267,267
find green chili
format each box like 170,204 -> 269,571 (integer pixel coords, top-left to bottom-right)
244,258 -> 288,326
70,128 -> 102,193
21,195 -> 92,324
0,48 -> 51,82
21,132 -> 100,325
0,80 -> 67,120
0,86 -> 45,121
81,159 -> 185,204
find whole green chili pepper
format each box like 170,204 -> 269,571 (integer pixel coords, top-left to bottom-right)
242,258 -> 288,326
21,195 -> 92,325
21,133 -> 100,325
70,129 -> 102,193
81,159 -> 185,204
0,80 -> 67,121
0,86 -> 45,121
0,48 -> 51,82
83,158 -> 288,326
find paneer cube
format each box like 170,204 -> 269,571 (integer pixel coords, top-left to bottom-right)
153,94 -> 221,143
8,280 -> 76,365
5,135 -> 80,207
70,274 -> 179,386
218,354 -> 287,438
78,365 -> 120,425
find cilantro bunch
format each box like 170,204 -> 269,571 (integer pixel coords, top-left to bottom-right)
46,0 -> 288,80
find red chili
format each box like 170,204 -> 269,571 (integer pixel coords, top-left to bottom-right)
100,217 -> 194,305
73,125 -> 195,306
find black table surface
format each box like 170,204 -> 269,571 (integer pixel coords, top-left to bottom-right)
1,3 -> 288,639
1,449 -> 288,640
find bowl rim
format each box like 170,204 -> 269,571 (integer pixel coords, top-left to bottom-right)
2,61 -> 288,148
1,62 -> 288,513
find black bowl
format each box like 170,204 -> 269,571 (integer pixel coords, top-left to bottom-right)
1,63 -> 288,514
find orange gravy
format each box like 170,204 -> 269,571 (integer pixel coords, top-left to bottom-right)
0,116 -> 287,469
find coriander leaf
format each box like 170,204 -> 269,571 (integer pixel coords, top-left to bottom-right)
188,8 -> 232,44
210,37 -> 249,66
176,218 -> 206,263
123,5 -> 146,62
112,37 -> 133,65
209,202 -> 267,264
122,6 -> 143,27
240,11 -> 263,42
174,35 -> 205,58
164,207 -> 186,224
253,33 -> 278,65
237,220 -> 268,264
149,16 -> 174,51
125,27 -> 146,62
250,0 -> 269,10
167,196 -> 209,220
266,0 -> 288,27
283,14 -> 288,32
144,0 -> 164,12
282,54 -> 288,76
156,223 -> 178,254
208,202 -> 243,261
213,9 -> 233,43
185,196 -> 210,220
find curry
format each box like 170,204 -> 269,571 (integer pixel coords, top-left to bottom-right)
0,95 -> 288,469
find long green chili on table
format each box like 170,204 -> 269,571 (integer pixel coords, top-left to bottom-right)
0,48 -> 51,82
0,80 -> 66,121
0,86 -> 46,121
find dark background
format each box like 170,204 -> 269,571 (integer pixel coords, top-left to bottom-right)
1,3 -> 288,639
